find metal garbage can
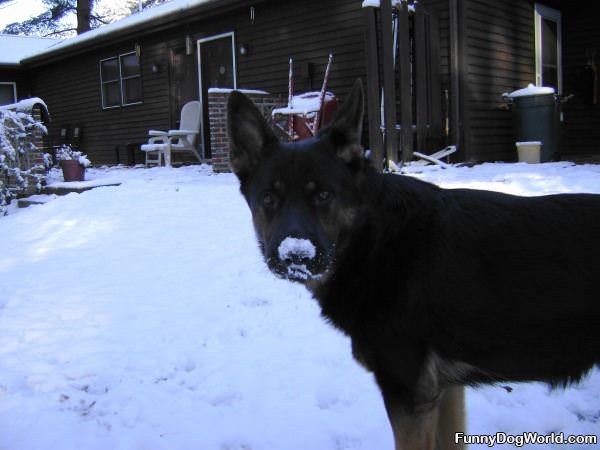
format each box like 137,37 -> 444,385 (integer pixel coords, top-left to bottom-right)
504,84 -> 560,162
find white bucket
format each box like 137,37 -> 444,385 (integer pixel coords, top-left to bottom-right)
516,141 -> 542,163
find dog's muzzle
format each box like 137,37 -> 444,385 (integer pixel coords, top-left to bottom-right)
269,236 -> 326,282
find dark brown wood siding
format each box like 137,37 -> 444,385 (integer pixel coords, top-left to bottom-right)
28,0 -> 366,165
462,0 -> 535,161
29,40 -> 171,164
561,0 -> 600,159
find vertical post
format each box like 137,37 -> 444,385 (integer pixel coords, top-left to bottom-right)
396,0 -> 413,162
449,0 -> 463,157
415,4 -> 428,153
288,58 -> 294,141
428,13 -> 443,145
364,5 -> 383,171
380,0 -> 398,163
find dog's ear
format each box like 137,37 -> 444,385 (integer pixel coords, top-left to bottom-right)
227,91 -> 277,182
328,79 -> 364,168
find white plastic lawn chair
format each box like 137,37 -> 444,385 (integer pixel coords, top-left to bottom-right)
141,101 -> 202,167
411,145 -> 457,168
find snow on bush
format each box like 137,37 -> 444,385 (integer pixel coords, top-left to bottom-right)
55,144 -> 91,167
0,107 -> 49,215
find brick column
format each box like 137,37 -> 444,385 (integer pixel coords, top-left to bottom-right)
208,90 -> 284,173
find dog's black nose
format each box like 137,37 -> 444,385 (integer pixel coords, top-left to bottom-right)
278,236 -> 316,261
273,236 -> 322,281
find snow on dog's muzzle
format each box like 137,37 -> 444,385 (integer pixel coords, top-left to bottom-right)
274,237 -> 323,281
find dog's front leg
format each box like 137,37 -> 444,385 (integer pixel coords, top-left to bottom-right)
379,378 -> 439,450
381,388 -> 440,450
436,386 -> 465,450
380,385 -> 466,450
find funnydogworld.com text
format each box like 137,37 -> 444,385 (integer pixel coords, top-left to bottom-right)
455,431 -> 598,447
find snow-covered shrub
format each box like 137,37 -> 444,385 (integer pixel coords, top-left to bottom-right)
55,144 -> 91,167
0,107 -> 49,215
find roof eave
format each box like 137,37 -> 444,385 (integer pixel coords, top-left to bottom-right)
0,63 -> 23,69
20,0 -> 257,68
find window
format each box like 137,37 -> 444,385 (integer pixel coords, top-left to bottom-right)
100,51 -> 142,108
0,82 -> 17,106
534,4 -> 562,93
120,53 -> 142,105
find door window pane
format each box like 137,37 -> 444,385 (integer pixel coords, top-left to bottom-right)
535,5 -> 561,92
541,19 -> 558,67
201,38 -> 234,89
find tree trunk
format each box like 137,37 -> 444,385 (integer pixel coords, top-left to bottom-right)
76,0 -> 92,34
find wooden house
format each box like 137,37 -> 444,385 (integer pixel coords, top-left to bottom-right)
2,0 -> 598,169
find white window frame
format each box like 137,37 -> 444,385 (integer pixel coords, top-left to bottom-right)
197,31 -> 237,158
0,82 -> 17,105
534,3 -> 562,93
99,51 -> 142,109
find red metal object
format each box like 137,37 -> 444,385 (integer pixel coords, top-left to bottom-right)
291,93 -> 338,140
272,54 -> 338,141
314,53 -> 333,131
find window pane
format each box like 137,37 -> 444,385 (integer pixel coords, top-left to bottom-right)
201,37 -> 234,88
101,58 -> 119,81
542,66 -> 558,91
122,77 -> 142,104
0,84 -> 16,105
102,81 -> 121,107
541,19 -> 558,67
120,53 -> 140,78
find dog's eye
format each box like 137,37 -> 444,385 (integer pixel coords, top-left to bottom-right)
262,192 -> 276,207
316,190 -> 332,204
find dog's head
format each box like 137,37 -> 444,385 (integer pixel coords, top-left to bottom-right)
227,79 -> 366,283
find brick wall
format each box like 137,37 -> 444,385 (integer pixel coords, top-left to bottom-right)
208,90 -> 284,173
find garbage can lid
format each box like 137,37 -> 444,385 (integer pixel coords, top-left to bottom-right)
505,84 -> 555,98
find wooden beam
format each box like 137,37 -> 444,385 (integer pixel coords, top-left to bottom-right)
363,6 -> 384,172
380,0 -> 398,163
428,12 -> 443,141
397,1 -> 413,162
415,4 -> 428,154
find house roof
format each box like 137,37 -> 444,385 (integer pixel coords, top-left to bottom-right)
0,34 -> 63,67
20,0 -> 254,67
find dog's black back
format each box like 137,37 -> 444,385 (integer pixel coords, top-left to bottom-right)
228,79 -> 600,448
315,172 -> 600,390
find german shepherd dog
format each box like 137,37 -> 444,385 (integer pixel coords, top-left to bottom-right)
227,79 -> 600,450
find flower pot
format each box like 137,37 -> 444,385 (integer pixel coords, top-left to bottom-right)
60,160 -> 86,182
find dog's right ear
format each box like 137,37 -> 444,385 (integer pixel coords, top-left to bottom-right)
327,79 -> 364,169
227,91 -> 277,182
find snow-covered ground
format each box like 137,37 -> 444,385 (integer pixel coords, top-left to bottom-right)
1,162 -> 599,450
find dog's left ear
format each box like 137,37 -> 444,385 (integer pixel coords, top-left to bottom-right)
328,78 -> 364,168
